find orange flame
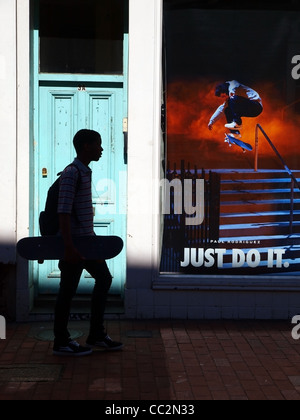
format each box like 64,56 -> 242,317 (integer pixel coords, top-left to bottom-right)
166,80 -> 300,170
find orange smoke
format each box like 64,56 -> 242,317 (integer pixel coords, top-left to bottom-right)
166,80 -> 300,169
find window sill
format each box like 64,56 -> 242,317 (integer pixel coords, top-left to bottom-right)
153,274 -> 300,292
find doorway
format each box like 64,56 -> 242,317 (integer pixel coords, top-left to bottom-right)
31,0 -> 128,298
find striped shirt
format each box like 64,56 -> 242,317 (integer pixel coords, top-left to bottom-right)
57,158 -> 94,236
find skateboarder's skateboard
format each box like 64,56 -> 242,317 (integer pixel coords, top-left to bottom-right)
225,133 -> 253,152
17,235 -> 124,261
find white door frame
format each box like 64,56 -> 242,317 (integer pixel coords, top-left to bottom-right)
16,0 -> 31,321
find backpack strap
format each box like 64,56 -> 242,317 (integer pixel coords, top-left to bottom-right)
58,164 -> 82,224
68,163 -> 81,194
58,163 -> 82,194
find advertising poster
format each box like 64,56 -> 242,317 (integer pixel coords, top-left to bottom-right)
161,0 -> 300,276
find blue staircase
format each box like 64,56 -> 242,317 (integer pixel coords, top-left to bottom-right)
217,169 -> 300,275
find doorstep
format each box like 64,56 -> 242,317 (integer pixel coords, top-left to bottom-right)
29,294 -> 125,321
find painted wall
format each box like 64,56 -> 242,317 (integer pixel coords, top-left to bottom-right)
126,0 -> 163,317
0,0 -> 30,262
0,0 -> 30,320
0,0 -> 17,264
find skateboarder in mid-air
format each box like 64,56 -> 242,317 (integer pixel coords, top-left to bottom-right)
53,129 -> 123,356
208,80 -> 263,137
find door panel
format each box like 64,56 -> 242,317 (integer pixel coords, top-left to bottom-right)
35,85 -> 126,295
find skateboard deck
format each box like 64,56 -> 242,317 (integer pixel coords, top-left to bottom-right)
225,133 -> 253,152
17,236 -> 124,261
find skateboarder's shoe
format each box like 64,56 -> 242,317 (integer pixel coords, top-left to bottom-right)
53,340 -> 93,357
225,122 -> 242,130
86,334 -> 124,351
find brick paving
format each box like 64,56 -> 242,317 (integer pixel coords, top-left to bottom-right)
0,319 -> 300,400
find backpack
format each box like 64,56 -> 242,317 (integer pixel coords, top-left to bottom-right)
39,164 -> 81,236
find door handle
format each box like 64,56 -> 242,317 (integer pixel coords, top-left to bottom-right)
123,132 -> 128,165
42,168 -> 48,178
123,118 -> 128,165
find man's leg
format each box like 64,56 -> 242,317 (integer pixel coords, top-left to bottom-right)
224,107 -> 241,134
228,96 -> 263,123
84,260 -> 123,350
84,260 -> 112,338
54,260 -> 83,345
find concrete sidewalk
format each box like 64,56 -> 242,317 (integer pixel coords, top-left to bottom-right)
0,319 -> 300,400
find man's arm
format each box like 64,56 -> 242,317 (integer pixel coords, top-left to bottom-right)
208,103 -> 226,130
58,165 -> 85,263
59,214 -> 84,263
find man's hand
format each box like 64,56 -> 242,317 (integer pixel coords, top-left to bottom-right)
208,123 -> 213,131
64,244 -> 85,264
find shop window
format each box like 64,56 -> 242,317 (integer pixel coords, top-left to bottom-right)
161,0 -> 300,277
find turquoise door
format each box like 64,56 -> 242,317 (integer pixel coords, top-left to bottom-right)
32,0 -> 128,296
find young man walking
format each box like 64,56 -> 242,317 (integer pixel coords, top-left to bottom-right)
53,129 -> 123,356
208,80 -> 263,136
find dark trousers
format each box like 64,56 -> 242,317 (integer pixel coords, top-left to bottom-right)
225,96 -> 263,126
54,260 -> 112,345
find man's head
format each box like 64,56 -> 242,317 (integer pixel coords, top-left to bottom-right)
73,129 -> 103,163
215,82 -> 230,99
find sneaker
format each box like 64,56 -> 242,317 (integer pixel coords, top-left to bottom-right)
225,122 -> 242,130
53,340 -> 93,357
86,335 -> 124,351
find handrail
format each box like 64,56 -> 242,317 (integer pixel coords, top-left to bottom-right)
255,124 -> 300,191
255,124 -> 299,235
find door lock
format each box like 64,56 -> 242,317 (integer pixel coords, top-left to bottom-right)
42,168 -> 48,178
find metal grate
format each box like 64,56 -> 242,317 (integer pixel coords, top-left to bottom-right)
0,364 -> 63,382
